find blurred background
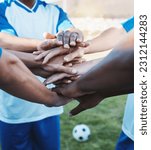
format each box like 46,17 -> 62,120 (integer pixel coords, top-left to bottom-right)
52,0 -> 134,150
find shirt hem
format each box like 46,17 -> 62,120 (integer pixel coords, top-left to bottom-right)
0,110 -> 63,124
122,125 -> 134,141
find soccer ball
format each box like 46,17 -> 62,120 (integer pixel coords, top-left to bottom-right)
72,124 -> 91,142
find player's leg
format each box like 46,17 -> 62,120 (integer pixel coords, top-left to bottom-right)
0,121 -> 33,150
115,131 -> 134,150
32,116 -> 60,150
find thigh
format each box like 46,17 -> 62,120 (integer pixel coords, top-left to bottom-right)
32,116 -> 60,150
116,131 -> 134,150
0,121 -> 33,150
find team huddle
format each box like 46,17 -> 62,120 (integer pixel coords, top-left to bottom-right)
0,0 -> 134,150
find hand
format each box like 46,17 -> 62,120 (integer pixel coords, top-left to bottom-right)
35,44 -> 88,64
44,61 -> 90,85
44,59 -> 101,85
35,32 -> 60,53
70,93 -> 104,116
34,30 -> 88,64
46,91 -> 73,107
36,39 -> 62,53
39,29 -> 85,49
53,79 -> 95,99
56,28 -> 84,49
41,55 -> 78,75
31,68 -> 52,78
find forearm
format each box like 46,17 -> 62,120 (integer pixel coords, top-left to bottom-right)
0,51 -> 56,105
0,33 -> 41,52
7,50 -> 42,68
7,50 -> 60,78
76,31 -> 134,97
84,26 -> 126,54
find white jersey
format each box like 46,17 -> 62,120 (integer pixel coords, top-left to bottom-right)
0,0 -> 73,123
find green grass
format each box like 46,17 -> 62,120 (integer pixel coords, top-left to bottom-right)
61,95 -> 127,150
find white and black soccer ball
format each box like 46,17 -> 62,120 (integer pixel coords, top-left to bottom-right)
72,124 -> 91,142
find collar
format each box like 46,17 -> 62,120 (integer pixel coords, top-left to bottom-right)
5,0 -> 47,12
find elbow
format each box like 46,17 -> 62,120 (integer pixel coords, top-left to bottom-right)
0,53 -> 20,84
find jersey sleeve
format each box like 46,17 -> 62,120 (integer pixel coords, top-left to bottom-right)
121,16 -> 134,32
0,48 -> 2,58
56,6 -> 74,32
0,2 -> 17,35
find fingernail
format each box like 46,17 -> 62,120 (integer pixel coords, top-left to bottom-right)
42,61 -> 47,64
67,80 -> 72,83
77,38 -> 82,42
70,41 -> 76,46
72,69 -> 77,74
58,41 -> 63,45
64,44 -> 70,49
64,57 -> 69,62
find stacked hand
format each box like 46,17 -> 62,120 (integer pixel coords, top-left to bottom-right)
33,28 -> 89,83
34,28 -> 88,64
33,28 -> 103,115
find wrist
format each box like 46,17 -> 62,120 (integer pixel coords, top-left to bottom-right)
71,80 -> 92,97
84,40 -> 92,54
43,90 -> 57,106
31,39 -> 42,50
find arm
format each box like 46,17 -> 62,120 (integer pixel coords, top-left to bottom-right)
36,26 -> 127,63
0,50 -> 69,106
44,58 -> 102,85
7,50 -> 77,77
84,17 -> 134,54
55,30 -> 134,98
0,33 -> 42,52
84,26 -> 127,54
7,50 -> 42,68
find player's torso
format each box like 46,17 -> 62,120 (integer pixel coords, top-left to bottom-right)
5,1 -> 60,38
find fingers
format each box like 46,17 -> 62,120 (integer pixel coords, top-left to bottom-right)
78,42 -> 89,48
44,73 -> 72,85
55,65 -> 78,75
56,29 -> 84,49
57,30 -> 64,45
35,50 -> 50,61
76,30 -> 84,43
42,48 -> 67,64
43,64 -> 77,75
69,103 -> 86,116
37,39 -> 61,52
70,32 -> 78,46
43,32 -> 56,39
64,49 -> 84,62
46,94 -> 72,107
63,31 -> 71,49
35,48 -> 67,64
33,51 -> 43,55
42,49 -> 61,64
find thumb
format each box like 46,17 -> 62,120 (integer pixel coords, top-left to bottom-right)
43,32 -> 56,39
56,65 -> 78,75
64,49 -> 84,62
78,42 -> 89,48
69,103 -> 85,116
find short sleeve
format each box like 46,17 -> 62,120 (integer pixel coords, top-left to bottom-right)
0,2 -> 17,35
56,5 -> 74,32
0,48 -> 2,58
121,17 -> 134,32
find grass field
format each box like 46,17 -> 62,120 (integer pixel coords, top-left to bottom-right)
61,95 -> 127,150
